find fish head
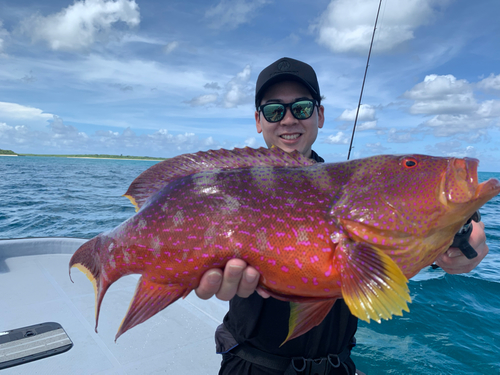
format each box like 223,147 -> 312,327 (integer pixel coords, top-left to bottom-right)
332,154 -> 500,274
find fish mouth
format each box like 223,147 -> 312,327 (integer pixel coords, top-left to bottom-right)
447,157 -> 500,205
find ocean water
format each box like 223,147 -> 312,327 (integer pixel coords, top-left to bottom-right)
1,156 -> 499,375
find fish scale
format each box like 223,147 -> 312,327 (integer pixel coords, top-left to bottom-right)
69,147 -> 500,344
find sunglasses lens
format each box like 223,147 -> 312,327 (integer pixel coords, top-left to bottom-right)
260,100 -> 315,122
262,104 -> 285,122
291,100 -> 314,119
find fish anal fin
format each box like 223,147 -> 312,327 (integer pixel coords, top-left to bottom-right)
115,277 -> 190,341
335,240 -> 411,323
282,299 -> 337,346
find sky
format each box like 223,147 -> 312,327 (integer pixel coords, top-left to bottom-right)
1,0 -> 499,171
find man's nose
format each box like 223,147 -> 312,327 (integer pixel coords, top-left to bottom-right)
280,108 -> 297,125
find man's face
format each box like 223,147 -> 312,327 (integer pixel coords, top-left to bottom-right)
255,80 -> 324,158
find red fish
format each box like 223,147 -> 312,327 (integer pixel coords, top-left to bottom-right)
69,147 -> 500,343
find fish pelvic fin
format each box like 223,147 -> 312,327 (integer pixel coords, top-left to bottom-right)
124,147 -> 315,211
115,277 -> 190,341
69,236 -> 111,332
335,240 -> 411,323
282,299 -> 337,346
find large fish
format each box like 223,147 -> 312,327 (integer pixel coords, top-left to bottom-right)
69,147 -> 500,343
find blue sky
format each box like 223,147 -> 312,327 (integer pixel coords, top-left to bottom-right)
1,0 -> 499,171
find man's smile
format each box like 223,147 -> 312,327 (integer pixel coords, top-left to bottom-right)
279,133 -> 302,140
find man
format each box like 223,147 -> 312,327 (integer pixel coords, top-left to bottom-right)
195,57 -> 489,374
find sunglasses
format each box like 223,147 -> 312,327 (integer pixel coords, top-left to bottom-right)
258,100 -> 317,123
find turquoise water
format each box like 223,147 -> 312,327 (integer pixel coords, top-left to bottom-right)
1,156 -> 499,374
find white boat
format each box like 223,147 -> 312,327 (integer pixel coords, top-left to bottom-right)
0,237 -> 228,374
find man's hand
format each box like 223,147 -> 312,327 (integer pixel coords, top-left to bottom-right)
435,221 -> 488,274
195,259 -> 270,300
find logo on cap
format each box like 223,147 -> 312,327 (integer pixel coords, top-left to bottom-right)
277,60 -> 291,72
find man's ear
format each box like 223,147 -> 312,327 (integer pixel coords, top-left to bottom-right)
317,105 -> 325,129
255,110 -> 263,133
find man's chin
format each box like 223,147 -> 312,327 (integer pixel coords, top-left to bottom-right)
274,141 -> 302,154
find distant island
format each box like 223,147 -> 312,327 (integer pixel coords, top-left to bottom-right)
0,149 -> 166,161
0,149 -> 18,156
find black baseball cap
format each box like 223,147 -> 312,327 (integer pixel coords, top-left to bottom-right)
255,57 -> 321,109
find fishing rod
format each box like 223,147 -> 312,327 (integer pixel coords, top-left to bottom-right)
347,0 -> 383,160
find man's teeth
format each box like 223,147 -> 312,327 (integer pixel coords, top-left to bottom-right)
280,134 -> 300,140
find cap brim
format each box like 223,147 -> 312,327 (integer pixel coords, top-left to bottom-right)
256,73 -> 320,108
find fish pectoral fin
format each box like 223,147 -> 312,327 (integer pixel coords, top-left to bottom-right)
115,277 -> 190,341
282,299 -> 337,346
335,241 -> 411,323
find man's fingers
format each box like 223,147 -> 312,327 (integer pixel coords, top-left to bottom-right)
436,221 -> 489,274
195,259 -> 264,301
215,259 -> 248,301
236,267 -> 261,298
195,269 -> 222,300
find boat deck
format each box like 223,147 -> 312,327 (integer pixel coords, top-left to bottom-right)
0,238 -> 228,374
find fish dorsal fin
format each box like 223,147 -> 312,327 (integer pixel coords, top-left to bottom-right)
124,146 -> 315,211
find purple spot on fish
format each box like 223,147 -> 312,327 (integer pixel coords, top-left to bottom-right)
281,266 -> 289,273
301,277 -> 308,284
295,259 -> 303,269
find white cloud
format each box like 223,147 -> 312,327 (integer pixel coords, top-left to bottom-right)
402,74 -> 500,137
477,100 -> 500,118
163,41 -> 179,54
187,65 -> 253,108
205,0 -> 269,30
324,131 -> 349,144
425,141 -> 478,158
244,137 -> 259,147
21,0 -> 140,51
363,142 -> 389,154
0,102 -> 53,122
205,82 -> 222,90
387,128 -> 420,143
422,114 -> 491,136
315,0 -> 448,54
477,73 -> 500,92
403,74 -> 477,114
358,120 -> 377,130
0,118 -> 222,156
223,64 -> 252,108
336,104 -> 376,121
185,93 -> 219,107
78,55 -> 208,92
0,21 -> 9,55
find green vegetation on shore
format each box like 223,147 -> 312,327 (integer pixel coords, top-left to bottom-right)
0,149 -> 17,155
0,149 -> 166,160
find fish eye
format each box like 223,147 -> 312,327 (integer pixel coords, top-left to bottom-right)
403,158 -> 418,168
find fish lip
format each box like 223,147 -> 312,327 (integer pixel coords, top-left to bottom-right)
464,157 -> 479,189
464,157 -> 500,200
476,176 -> 500,200
454,157 -> 500,202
